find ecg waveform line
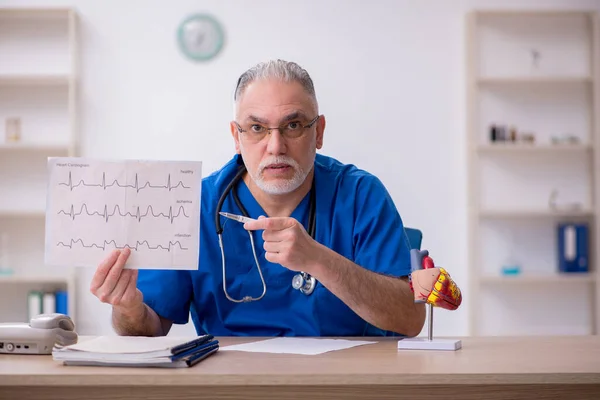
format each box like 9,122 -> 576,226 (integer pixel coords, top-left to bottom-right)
57,204 -> 190,224
56,239 -> 188,252
59,171 -> 191,193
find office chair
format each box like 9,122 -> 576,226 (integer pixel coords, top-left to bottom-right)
404,227 -> 422,250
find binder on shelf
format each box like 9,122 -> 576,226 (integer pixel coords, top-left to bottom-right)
43,292 -> 56,314
557,223 -> 589,273
27,290 -> 43,321
55,290 -> 68,315
52,335 -> 219,368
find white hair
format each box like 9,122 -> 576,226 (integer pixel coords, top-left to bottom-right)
233,59 -> 317,117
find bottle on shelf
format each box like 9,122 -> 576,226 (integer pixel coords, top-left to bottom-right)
5,117 -> 21,143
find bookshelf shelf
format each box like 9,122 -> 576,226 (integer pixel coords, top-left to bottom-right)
0,74 -> 70,86
0,210 -> 46,218
480,273 -> 595,284
0,8 -> 74,17
0,143 -> 70,152
478,209 -> 595,219
0,275 -> 69,284
477,76 -> 592,85
476,144 -> 593,154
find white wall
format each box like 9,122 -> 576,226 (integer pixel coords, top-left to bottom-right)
3,0 -> 600,336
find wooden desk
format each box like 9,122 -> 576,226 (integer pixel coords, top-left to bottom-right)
1,336 -> 599,400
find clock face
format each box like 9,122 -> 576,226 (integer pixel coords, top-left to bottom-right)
177,14 -> 225,61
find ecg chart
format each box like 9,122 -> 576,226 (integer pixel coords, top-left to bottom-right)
45,157 -> 202,269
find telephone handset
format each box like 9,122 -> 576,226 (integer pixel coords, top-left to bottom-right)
0,313 -> 78,354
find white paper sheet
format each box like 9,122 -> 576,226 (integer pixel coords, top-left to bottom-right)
219,337 -> 376,355
44,157 -> 202,269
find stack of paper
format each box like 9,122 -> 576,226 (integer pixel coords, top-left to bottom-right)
52,335 -> 219,368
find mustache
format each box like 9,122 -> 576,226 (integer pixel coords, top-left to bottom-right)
258,156 -> 300,173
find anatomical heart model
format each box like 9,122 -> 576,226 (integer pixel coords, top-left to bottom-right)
408,249 -> 462,311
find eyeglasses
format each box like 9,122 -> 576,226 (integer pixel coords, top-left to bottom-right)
234,115 -> 320,143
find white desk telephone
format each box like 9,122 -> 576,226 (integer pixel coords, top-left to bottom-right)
0,313 -> 78,355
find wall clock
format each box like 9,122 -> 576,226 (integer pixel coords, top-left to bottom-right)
177,13 -> 225,62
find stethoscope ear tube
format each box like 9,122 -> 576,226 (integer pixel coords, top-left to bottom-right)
215,165 -> 247,234
216,164 -> 318,301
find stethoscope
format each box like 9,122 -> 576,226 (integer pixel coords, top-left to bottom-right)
215,163 -> 317,303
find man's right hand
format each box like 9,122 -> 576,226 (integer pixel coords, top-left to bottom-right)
90,248 -> 143,316
90,248 -> 169,336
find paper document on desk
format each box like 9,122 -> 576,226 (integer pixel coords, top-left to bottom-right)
220,337 -> 376,355
44,157 -> 202,269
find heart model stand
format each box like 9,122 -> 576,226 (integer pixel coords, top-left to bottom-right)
398,249 -> 463,351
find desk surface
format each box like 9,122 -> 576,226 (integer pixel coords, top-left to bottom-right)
1,336 -> 600,385
1,336 -> 600,399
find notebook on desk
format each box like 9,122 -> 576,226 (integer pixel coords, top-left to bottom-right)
52,335 -> 219,368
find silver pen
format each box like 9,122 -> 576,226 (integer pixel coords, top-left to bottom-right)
219,212 -> 257,224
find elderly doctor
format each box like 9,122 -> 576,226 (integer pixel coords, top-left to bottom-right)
90,59 -> 426,337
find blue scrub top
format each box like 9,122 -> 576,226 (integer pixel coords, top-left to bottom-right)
137,154 -> 411,337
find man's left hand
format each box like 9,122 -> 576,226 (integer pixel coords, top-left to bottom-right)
244,216 -> 323,272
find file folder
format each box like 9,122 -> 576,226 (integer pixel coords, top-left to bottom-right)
557,223 -> 589,273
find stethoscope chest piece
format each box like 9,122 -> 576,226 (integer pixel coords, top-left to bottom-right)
292,272 -> 316,295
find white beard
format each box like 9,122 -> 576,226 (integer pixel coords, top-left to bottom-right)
252,155 -> 312,195
240,148 -> 314,195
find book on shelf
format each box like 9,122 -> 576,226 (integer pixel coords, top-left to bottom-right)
52,334 -> 219,368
